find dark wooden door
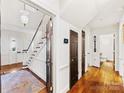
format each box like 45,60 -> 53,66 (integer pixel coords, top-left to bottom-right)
82,31 -> 85,75
70,30 -> 78,89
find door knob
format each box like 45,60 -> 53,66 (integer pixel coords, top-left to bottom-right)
72,59 -> 74,61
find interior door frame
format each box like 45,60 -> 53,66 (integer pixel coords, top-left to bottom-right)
99,34 -> 116,69
46,18 -> 53,93
113,34 -> 116,70
19,0 -> 55,93
82,31 -> 85,75
69,30 -> 78,89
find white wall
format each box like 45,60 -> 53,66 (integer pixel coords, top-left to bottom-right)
99,34 -> 114,61
53,18 -> 93,93
1,30 -> 32,65
119,14 -> 124,81
29,44 -> 46,81
54,18 -> 81,93
83,26 -> 93,71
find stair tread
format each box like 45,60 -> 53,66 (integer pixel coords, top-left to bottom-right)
38,42 -> 43,44
36,47 -> 40,48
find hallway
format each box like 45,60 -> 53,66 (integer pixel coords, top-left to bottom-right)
1,0 -> 124,93
68,62 -> 124,93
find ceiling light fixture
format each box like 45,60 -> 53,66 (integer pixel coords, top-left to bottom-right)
50,18 -> 53,27
20,4 -> 29,26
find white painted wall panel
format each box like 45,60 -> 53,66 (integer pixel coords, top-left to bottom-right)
83,26 -> 94,70
100,34 -> 114,61
1,30 -> 31,65
29,44 -> 46,81
119,15 -> 124,81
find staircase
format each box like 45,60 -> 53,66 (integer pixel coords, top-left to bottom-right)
17,14 -> 53,93
22,15 -> 51,67
26,35 -> 46,66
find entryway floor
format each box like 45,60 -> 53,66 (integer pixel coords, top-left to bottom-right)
1,69 -> 47,93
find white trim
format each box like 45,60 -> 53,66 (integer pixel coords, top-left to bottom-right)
20,0 -> 55,17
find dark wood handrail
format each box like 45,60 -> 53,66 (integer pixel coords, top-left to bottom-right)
23,15 -> 45,52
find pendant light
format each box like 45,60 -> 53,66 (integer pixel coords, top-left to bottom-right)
20,4 -> 29,26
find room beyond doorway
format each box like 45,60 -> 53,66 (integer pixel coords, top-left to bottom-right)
99,34 -> 115,69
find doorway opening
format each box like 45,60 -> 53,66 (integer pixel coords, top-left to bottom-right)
99,34 -> 115,70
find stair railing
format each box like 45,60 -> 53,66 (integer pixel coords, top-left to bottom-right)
23,15 -> 45,52
23,15 -> 53,66
22,15 -> 49,65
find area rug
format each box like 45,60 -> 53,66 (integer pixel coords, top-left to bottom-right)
1,70 -> 45,93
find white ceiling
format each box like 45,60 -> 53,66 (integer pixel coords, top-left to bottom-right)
89,0 -> 124,28
2,0 -> 124,32
1,0 -> 44,32
59,0 -> 124,30
59,0 -> 98,29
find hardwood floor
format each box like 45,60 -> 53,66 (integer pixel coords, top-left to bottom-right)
68,62 -> 124,93
1,69 -> 46,93
0,63 -> 24,74
1,68 -> 47,93
39,87 -> 47,93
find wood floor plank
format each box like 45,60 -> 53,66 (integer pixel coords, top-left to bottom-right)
1,69 -> 47,93
68,62 -> 124,93
39,87 -> 47,93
